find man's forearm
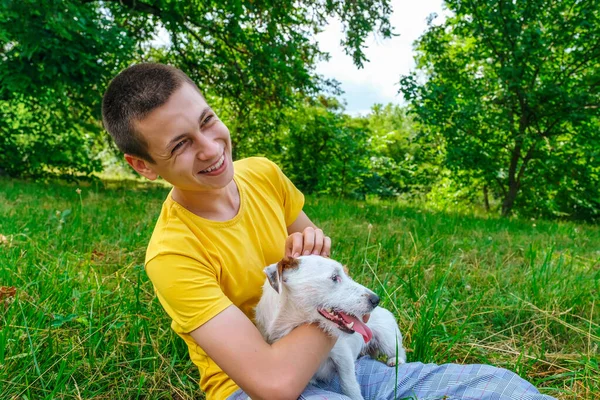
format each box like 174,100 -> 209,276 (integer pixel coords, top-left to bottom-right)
250,324 -> 336,400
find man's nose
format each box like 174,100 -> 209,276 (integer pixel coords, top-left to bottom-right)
195,134 -> 220,160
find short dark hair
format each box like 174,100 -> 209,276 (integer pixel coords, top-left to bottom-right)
102,63 -> 200,163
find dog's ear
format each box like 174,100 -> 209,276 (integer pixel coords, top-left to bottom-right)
264,257 -> 300,293
343,264 -> 350,276
264,263 -> 282,293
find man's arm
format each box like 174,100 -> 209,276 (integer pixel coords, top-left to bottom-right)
285,211 -> 331,258
190,305 -> 335,400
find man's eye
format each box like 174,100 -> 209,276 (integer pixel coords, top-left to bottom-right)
172,139 -> 187,153
202,115 -> 214,126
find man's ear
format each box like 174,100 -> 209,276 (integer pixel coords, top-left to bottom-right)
264,263 -> 281,294
124,154 -> 158,180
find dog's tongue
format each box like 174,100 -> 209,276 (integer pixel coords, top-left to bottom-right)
340,312 -> 373,343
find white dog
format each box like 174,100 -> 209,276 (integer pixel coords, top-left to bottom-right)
255,255 -> 407,400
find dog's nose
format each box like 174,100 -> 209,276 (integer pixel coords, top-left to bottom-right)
368,293 -> 380,307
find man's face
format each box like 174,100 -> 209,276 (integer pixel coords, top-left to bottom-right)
128,83 -> 234,192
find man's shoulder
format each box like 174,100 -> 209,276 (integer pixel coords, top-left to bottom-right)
234,157 -> 284,191
144,198 -> 198,264
234,156 -> 279,175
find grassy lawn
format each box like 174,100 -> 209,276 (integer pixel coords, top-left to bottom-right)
1,178 -> 598,399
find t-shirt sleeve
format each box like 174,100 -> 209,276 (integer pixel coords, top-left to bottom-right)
145,253 -> 232,333
271,161 -> 305,226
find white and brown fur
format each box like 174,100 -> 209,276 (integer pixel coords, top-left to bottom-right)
255,255 -> 406,400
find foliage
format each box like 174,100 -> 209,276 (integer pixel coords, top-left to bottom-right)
366,103 -> 444,197
0,0 -> 138,177
400,0 -> 600,219
272,97 -> 373,198
230,99 -> 440,200
252,99 -> 438,200
0,97 -> 105,178
0,0 -> 394,177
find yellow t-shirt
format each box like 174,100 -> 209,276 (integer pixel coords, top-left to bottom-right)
145,157 -> 304,399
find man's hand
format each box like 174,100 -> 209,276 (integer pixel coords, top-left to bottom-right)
285,226 -> 331,258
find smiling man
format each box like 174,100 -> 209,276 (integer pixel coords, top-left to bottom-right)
102,63 -> 336,400
101,63 -> 556,400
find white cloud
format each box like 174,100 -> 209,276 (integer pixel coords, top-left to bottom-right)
315,0 -> 448,115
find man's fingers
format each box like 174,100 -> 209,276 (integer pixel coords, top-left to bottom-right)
312,229 -> 324,255
323,236 -> 332,257
286,232 -> 303,258
291,233 -> 303,258
301,227 -> 315,255
286,227 -> 331,258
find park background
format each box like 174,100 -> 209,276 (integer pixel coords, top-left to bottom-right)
0,0 -> 599,398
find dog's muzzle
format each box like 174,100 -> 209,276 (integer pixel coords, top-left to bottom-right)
318,308 -> 373,343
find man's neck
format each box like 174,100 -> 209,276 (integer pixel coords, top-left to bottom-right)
171,180 -> 240,221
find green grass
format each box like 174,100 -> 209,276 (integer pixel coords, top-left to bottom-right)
0,178 -> 598,399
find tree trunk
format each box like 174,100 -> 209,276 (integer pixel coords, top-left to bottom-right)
502,140 -> 522,217
501,182 -> 519,217
502,140 -> 536,217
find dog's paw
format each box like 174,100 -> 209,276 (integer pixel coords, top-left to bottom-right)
386,356 -> 406,367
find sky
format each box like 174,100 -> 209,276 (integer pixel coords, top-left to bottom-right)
315,0 -> 446,115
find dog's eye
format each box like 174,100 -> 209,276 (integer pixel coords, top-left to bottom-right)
331,275 -> 341,283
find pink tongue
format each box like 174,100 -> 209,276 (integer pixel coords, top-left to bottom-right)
340,312 -> 373,343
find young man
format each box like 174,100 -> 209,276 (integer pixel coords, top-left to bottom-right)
102,63 -> 555,400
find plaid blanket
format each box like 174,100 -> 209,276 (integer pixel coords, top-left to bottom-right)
228,356 -> 556,400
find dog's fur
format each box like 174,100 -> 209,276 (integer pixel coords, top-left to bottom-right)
255,255 -> 406,400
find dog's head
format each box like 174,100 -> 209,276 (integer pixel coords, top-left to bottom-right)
263,255 -> 379,343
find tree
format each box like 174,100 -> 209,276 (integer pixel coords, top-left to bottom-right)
400,0 -> 600,218
274,96 -> 373,198
365,103 -> 443,197
0,0 -> 138,176
0,0 -> 394,177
